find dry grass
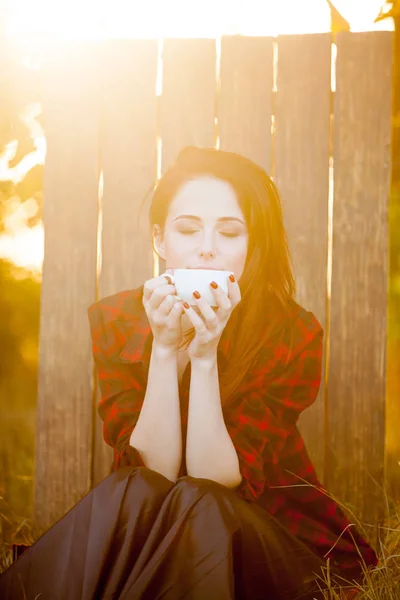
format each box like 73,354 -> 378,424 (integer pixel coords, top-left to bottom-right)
315,507 -> 400,599
313,489 -> 400,600
0,493 -> 42,575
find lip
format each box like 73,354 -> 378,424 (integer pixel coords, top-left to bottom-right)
191,266 -> 220,270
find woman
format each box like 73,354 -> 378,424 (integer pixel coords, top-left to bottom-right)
1,147 -> 377,599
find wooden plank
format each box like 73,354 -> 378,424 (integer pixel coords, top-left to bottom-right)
274,34 -> 331,481
34,43 -> 100,531
160,38 -> 216,170
93,40 -> 158,484
328,31 -> 392,526
218,36 -> 274,171
157,38 -> 216,273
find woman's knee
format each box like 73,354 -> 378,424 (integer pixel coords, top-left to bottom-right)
172,476 -> 242,534
175,475 -> 236,499
108,466 -> 175,501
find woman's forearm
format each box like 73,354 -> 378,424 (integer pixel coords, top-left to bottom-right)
186,355 -> 242,488
129,343 -> 182,482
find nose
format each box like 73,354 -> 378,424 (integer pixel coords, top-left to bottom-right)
200,250 -> 216,259
199,231 -> 217,259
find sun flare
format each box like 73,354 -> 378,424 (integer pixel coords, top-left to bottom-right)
5,0 -> 392,47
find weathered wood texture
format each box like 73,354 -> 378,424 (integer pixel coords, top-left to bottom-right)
158,39 -> 216,275
274,34 -> 332,482
160,38 -> 216,174
327,31 -> 392,526
34,44 -> 100,531
218,36 -> 274,172
92,40 -> 158,485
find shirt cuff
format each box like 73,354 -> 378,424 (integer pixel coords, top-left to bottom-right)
113,443 -> 146,470
234,472 -> 264,502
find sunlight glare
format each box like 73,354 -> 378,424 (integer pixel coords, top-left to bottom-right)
0,218 -> 43,279
7,0 -> 333,43
6,0 -> 393,48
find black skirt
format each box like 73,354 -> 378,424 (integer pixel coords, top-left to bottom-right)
0,467 -> 331,600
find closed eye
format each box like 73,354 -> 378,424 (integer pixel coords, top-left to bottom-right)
180,230 -> 239,238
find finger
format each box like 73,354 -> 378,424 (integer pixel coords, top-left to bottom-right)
143,275 -> 174,302
205,284 -> 233,323
162,268 -> 174,285
208,278 -> 240,314
226,275 -> 241,306
152,296 -> 181,327
147,284 -> 177,309
182,303 -> 209,334
157,293 -> 181,316
209,285 -> 231,310
191,295 -> 220,329
166,300 -> 185,326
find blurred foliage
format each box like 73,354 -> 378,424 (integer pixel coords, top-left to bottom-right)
375,0 -> 400,23
0,41 -> 43,541
386,184 -> 400,499
389,186 -> 400,341
0,258 -> 40,544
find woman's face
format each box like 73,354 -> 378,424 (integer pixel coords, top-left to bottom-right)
154,175 -> 249,280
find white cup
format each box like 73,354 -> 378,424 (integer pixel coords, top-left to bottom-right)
165,269 -> 234,307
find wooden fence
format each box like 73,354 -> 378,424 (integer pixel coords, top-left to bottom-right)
34,32 -> 393,534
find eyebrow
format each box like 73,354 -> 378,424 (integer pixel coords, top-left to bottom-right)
174,215 -> 245,225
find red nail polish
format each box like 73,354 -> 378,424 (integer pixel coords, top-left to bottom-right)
183,301 -> 190,309
229,274 -> 235,282
210,281 -> 218,289
193,290 -> 201,299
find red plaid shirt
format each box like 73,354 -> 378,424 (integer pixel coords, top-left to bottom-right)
88,285 -> 378,581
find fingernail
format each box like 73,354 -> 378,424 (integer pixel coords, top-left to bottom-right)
183,301 -> 190,309
229,274 -> 235,282
210,281 -> 218,289
193,290 -> 201,299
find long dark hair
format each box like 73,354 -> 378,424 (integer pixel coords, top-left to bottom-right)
139,146 -> 296,407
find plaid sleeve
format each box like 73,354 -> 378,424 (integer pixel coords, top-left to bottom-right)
226,316 -> 323,503
88,303 -> 146,470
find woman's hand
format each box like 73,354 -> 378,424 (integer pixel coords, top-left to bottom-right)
184,276 -> 241,362
142,269 -> 185,352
